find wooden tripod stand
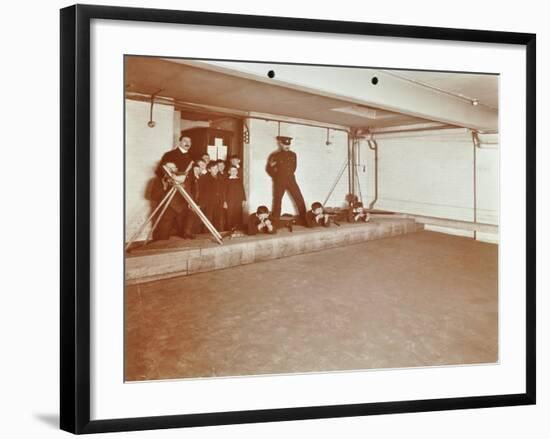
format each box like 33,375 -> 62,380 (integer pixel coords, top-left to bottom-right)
125,165 -> 224,251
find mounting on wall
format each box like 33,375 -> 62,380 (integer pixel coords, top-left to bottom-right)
147,89 -> 163,128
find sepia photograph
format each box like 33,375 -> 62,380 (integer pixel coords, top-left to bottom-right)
123,56 -> 499,382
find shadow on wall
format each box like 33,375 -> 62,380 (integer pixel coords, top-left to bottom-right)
144,175 -> 157,202
129,163 -> 162,241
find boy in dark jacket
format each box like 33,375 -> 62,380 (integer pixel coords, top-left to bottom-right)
248,205 -> 276,235
348,200 -> 371,223
225,166 -> 246,231
305,201 -> 331,228
229,154 -> 242,177
216,159 -> 227,179
198,161 -> 226,231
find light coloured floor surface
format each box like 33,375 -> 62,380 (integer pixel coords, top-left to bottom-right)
125,231 -> 498,381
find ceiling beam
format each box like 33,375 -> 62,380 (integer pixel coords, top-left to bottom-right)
369,122 -> 451,134
173,60 -> 498,132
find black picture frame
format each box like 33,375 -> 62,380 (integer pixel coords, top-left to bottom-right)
60,4 -> 536,434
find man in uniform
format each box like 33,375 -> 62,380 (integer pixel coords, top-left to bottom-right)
151,134 -> 196,240
266,135 -> 307,225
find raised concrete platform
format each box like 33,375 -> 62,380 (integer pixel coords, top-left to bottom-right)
125,217 -> 423,285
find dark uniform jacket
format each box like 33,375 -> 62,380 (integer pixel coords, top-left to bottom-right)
189,171 -> 206,200
151,147 -> 194,211
305,210 -> 328,227
247,213 -> 276,235
225,177 -> 246,205
198,173 -> 226,208
154,148 -> 193,180
266,150 -> 297,181
347,207 -> 367,222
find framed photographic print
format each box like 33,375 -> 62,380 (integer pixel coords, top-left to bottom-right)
60,4 -> 536,434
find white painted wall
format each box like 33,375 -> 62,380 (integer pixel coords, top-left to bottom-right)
125,99 -> 176,240
358,129 -> 499,241
245,118 -> 349,215
126,103 -> 499,243
246,122 -> 499,240
172,110 -> 181,146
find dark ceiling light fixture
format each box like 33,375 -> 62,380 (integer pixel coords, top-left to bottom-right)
147,89 -> 163,128
147,97 -> 156,128
325,128 -> 332,146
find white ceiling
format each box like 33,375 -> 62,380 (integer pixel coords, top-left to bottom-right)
385,70 -> 498,109
125,57 -> 498,130
125,57 -> 433,129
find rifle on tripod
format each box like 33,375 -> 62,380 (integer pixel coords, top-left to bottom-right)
125,162 -> 224,251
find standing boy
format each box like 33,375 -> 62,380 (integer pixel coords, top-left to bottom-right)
225,166 -> 246,231
216,159 -> 228,230
198,161 -> 226,231
216,159 -> 227,179
229,154 -> 242,177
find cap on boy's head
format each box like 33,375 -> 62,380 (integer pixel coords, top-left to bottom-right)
311,201 -> 323,210
276,135 -> 293,146
207,161 -> 218,170
346,193 -> 359,204
256,205 -> 269,215
230,154 -> 240,160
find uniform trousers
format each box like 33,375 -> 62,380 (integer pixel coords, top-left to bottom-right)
153,204 -> 193,240
271,176 -> 306,222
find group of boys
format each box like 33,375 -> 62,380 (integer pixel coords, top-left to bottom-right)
247,199 -> 370,236
151,134 -> 246,241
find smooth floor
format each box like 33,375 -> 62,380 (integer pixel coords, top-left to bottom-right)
125,231 -> 498,381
